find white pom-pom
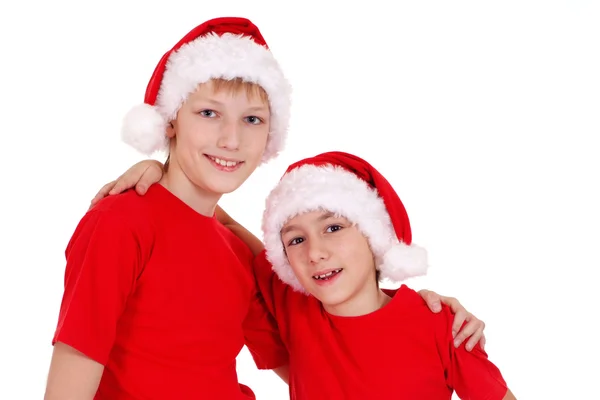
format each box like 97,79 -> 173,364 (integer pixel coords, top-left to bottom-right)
379,242 -> 428,282
121,103 -> 168,156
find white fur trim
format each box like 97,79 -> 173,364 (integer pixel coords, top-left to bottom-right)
262,165 -> 428,293
122,33 -> 291,160
380,242 -> 428,282
159,33 -> 292,163
121,103 -> 168,156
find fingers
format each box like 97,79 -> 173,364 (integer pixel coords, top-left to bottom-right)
438,295 -> 468,336
109,162 -> 155,196
419,289 -> 442,313
89,180 -> 117,209
451,308 -> 468,339
108,173 -> 136,195
88,161 -> 163,210
479,335 -> 486,351
135,163 -> 164,195
441,295 -> 463,315
464,328 -> 485,352
419,290 -> 488,352
454,316 -> 486,351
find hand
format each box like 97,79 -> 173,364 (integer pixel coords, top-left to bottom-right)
89,160 -> 164,208
418,289 -> 486,352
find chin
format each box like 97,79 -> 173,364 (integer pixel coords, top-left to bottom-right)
206,180 -> 243,194
309,285 -> 351,307
201,171 -> 252,194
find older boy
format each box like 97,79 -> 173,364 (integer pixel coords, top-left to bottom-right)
46,17 -> 292,400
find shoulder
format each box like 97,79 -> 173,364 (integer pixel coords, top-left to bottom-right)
87,189 -> 159,231
89,189 -> 150,219
69,190 -> 155,249
252,250 -> 293,297
387,285 -> 429,311
214,222 -> 254,265
388,285 -> 454,328
253,250 -> 273,278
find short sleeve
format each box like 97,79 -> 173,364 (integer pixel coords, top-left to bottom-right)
251,250 -> 289,320
242,250 -> 289,369
242,281 -> 289,370
439,310 -> 509,399
52,209 -> 143,365
243,251 -> 293,369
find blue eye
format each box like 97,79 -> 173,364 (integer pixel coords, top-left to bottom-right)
199,109 -> 217,118
245,116 -> 263,125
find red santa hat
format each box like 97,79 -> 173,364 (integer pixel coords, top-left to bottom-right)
262,151 -> 428,293
121,17 -> 291,163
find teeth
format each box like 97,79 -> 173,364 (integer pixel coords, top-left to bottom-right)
314,269 -> 342,280
212,157 -> 239,167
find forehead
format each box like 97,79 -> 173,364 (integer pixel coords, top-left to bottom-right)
190,78 -> 269,105
281,210 -> 345,233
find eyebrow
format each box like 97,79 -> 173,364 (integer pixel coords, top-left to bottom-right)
280,212 -> 336,235
193,98 -> 268,112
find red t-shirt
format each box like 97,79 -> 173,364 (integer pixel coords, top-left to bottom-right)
254,251 -> 508,400
53,185 -> 288,399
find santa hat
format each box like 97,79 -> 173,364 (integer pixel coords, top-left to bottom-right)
121,17 -> 291,163
262,151 -> 428,293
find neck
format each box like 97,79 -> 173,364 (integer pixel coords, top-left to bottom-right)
322,278 -> 391,317
160,167 -> 221,217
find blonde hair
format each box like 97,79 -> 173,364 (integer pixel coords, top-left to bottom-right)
164,78 -> 269,171
210,77 -> 269,103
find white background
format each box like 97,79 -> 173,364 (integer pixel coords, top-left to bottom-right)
1,1 -> 598,399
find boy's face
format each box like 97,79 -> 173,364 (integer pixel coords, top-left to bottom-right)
166,80 -> 270,195
281,210 -> 379,309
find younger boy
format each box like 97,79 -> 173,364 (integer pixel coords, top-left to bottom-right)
45,17 -> 292,399
254,151 -> 517,399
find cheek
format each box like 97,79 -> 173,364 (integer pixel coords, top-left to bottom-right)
342,240 -> 374,270
176,122 -> 211,149
287,251 -> 308,278
242,129 -> 269,154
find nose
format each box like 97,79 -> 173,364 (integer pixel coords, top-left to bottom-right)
307,238 -> 329,265
217,119 -> 240,150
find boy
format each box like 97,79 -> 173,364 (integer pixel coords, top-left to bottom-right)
45,17 -> 293,399
256,151 -> 517,399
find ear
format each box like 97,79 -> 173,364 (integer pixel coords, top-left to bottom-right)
166,121 -> 176,138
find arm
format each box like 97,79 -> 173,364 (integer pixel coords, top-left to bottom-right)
89,160 -> 164,207
219,208 -> 488,350
451,344 -> 516,400
273,364 -> 290,384
242,261 -> 290,384
215,206 -> 264,256
436,307 -> 514,400
86,162 -> 262,257
244,251 -> 296,384
87,160 -> 265,256
46,209 -> 142,398
45,343 -> 104,400
451,343 -> 517,400
418,290 -> 486,351
88,163 -> 488,352
221,218 -> 489,352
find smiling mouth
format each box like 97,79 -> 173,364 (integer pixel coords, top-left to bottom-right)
206,155 -> 242,166
205,155 -> 244,171
313,268 -> 343,281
